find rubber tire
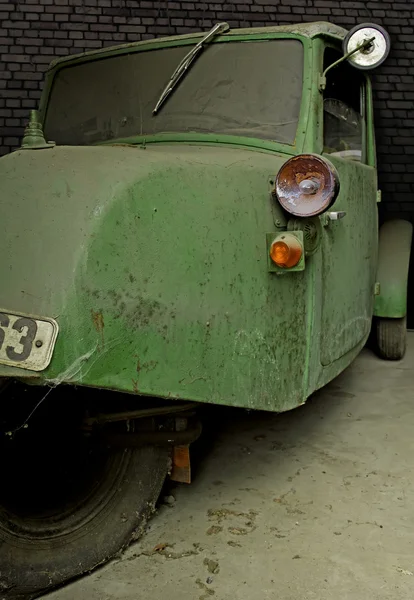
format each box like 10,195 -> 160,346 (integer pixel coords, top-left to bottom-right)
0,445 -> 168,599
376,316 -> 407,360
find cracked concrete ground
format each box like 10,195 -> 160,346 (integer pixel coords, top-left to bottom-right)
44,335 -> 414,600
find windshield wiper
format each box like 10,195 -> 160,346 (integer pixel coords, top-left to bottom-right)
152,21 -> 230,115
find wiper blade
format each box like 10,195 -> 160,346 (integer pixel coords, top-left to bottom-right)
153,21 -> 230,115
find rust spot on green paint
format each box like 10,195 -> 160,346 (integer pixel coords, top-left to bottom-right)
91,309 -> 105,347
91,309 -> 104,332
136,358 -> 157,374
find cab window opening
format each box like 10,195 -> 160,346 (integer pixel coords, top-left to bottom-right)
323,48 -> 365,162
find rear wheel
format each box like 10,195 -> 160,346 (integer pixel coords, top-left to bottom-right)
376,316 -> 407,360
0,383 -> 168,599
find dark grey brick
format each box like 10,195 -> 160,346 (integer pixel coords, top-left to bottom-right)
19,4 -> 44,12
119,24 -> 146,32
16,37 -> 43,45
2,20 -> 30,28
44,38 -> 73,47
89,24 -> 117,31
44,5 -> 71,12
3,136 -> 19,144
5,118 -> 21,126
35,22 -> 59,29
5,99 -> 21,107
1,53 -> 31,62
54,47 -> 71,55
73,39 -> 102,47
61,22 -> 88,30
74,5 -> 101,14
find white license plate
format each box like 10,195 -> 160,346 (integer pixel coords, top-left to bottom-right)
0,310 -> 59,372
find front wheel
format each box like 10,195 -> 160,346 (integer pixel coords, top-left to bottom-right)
0,384 -> 169,599
376,316 -> 407,360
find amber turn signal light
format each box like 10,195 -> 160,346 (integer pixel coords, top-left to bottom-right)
270,233 -> 303,268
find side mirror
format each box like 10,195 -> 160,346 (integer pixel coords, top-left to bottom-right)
343,23 -> 391,70
319,23 -> 391,91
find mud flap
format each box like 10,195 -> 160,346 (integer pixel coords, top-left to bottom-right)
374,219 -> 413,319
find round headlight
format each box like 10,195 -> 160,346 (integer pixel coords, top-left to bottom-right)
274,154 -> 340,218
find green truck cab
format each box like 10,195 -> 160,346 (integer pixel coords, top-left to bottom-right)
0,21 -> 411,598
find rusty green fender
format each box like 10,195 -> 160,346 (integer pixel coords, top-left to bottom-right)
374,219 -> 413,319
0,144 -> 315,413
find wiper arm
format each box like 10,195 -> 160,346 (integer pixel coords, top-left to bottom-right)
153,21 -> 230,115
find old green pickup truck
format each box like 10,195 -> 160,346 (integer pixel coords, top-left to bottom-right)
0,21 -> 411,598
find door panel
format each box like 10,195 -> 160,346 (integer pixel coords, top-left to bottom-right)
320,159 -> 377,365
319,47 -> 377,365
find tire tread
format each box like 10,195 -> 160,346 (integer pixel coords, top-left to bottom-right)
376,316 -> 407,360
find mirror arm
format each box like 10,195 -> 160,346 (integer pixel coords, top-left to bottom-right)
319,37 -> 375,92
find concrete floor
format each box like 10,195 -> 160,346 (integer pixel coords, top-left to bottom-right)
44,336 -> 414,600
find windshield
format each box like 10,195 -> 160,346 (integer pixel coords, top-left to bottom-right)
44,39 -> 304,146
